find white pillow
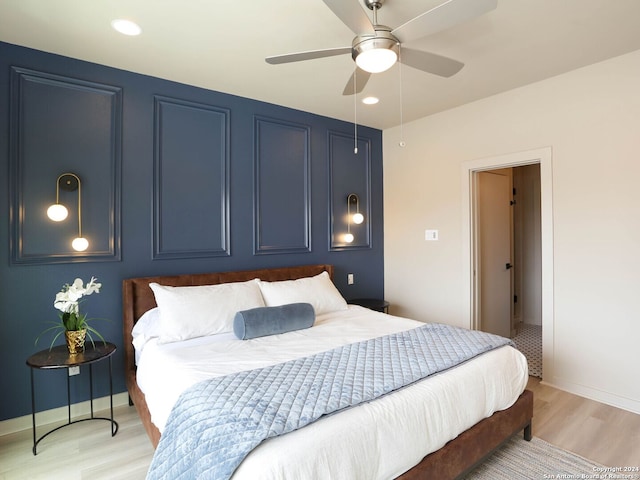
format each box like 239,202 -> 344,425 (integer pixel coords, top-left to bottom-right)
149,279 -> 265,343
257,271 -> 348,315
132,307 -> 161,342
131,307 -> 162,362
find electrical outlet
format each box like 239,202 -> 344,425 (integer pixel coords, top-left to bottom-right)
68,366 -> 80,376
347,273 -> 354,285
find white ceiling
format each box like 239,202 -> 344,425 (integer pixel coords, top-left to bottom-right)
2,0 -> 640,130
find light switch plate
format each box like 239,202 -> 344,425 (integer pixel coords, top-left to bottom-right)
425,229 -> 439,241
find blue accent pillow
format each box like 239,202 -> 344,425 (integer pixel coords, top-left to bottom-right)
233,303 -> 315,340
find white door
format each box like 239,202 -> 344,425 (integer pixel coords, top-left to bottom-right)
477,171 -> 512,338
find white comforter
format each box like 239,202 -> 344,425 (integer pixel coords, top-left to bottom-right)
136,306 -> 528,479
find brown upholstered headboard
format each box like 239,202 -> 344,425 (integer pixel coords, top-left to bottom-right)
121,264 -> 333,447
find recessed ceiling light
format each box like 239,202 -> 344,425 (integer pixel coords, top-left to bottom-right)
362,96 -> 379,105
111,19 -> 142,36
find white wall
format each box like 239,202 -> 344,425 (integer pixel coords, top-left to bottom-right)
383,49 -> 640,414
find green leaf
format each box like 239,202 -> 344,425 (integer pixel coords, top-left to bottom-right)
85,325 -> 107,348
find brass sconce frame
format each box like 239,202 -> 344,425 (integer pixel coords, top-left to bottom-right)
46,172 -> 88,251
345,193 -> 365,244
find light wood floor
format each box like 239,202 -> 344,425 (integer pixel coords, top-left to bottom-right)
527,377 -> 640,467
1,377 -> 639,479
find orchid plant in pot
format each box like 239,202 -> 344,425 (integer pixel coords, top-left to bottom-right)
36,277 -> 107,354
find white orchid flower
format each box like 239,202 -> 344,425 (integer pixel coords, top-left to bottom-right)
52,276 -> 101,313
54,299 -> 72,313
66,278 -> 84,302
84,276 -> 102,295
54,291 -> 72,312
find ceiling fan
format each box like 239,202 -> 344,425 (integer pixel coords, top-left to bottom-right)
266,0 -> 497,95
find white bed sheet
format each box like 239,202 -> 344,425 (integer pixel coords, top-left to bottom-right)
135,306 -> 528,479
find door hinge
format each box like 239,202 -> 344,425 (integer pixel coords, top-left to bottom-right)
514,295 -> 518,303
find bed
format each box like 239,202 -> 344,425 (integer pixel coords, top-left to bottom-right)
123,264 -> 533,479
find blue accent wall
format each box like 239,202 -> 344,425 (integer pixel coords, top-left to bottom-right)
0,41 -> 384,421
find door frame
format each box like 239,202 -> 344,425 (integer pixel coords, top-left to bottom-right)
461,147 -> 554,381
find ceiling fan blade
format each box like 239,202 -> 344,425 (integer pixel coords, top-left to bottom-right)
392,0 -> 497,44
400,48 -> 464,77
266,46 -> 351,65
322,0 -> 375,34
342,68 -> 372,96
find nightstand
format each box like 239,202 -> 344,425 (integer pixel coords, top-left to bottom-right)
349,298 -> 390,313
26,342 -> 119,454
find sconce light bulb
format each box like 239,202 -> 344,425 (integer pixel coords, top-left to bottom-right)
47,204 -> 69,222
344,233 -> 354,243
352,212 -> 364,225
72,237 -> 89,252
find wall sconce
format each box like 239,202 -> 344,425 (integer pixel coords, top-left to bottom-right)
46,173 -> 89,252
345,193 -> 365,244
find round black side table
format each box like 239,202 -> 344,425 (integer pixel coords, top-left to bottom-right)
26,342 -> 119,455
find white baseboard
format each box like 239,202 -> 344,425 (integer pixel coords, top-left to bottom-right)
542,378 -> 640,416
0,392 -> 130,437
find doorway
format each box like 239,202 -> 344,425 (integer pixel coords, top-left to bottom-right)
461,147 -> 554,383
475,165 -> 542,377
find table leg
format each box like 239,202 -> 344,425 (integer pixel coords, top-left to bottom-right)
109,356 -> 116,436
89,363 -> 94,418
30,369 -> 36,455
66,369 -> 71,424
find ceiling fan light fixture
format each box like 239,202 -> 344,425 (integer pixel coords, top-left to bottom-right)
356,48 -> 397,73
352,32 -> 399,74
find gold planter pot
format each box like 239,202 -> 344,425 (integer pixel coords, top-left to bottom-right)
65,329 -> 87,355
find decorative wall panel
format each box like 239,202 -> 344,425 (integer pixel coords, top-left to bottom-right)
329,131 -> 372,250
0,41 -> 383,421
9,67 -> 121,264
153,96 -> 230,259
254,116 -> 311,254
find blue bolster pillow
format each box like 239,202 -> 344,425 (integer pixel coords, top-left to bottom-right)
233,302 -> 315,340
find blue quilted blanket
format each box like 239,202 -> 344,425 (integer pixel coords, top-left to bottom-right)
146,323 -> 512,480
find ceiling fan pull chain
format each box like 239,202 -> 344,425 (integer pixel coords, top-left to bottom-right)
398,47 -> 406,148
354,68 -> 358,154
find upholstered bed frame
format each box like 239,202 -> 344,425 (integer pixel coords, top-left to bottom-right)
123,264 -> 533,479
